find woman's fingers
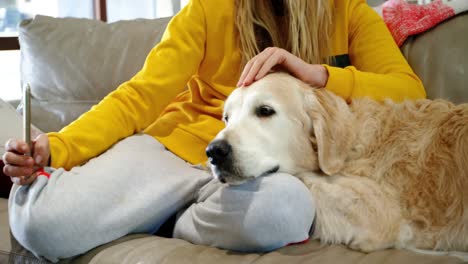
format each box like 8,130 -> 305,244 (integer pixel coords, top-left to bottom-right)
237,47 -> 329,88
245,48 -> 277,85
238,48 -> 292,86
3,139 -> 35,178
20,174 -> 38,185
10,174 -> 38,186
3,164 -> 34,178
3,135 -> 50,185
32,134 -> 50,167
254,50 -> 287,81
238,48 -> 277,86
237,58 -> 254,86
2,151 -> 34,167
5,138 -> 29,154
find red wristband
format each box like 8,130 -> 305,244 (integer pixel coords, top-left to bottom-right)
37,167 -> 51,179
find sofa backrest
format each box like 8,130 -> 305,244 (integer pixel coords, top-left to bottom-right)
401,12 -> 468,104
19,15 -> 170,132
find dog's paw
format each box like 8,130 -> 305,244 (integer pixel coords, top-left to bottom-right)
348,237 -> 390,253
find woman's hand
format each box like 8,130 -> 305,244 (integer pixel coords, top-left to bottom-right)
2,134 -> 50,185
237,47 -> 329,88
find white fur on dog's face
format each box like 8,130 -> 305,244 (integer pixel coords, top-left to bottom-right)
209,73 -> 319,184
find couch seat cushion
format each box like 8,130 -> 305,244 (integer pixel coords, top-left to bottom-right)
88,235 -> 464,264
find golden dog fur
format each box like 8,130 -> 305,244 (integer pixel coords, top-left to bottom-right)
302,80 -> 468,253
217,73 -> 468,255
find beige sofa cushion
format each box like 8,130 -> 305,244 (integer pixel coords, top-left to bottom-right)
0,199 -> 10,263
0,99 -> 22,155
401,12 -> 468,103
0,98 -> 43,152
19,15 -> 171,132
87,236 -> 463,264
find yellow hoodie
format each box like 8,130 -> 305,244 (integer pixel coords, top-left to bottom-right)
47,0 -> 426,169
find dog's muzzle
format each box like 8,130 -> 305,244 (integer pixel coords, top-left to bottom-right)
206,139 -> 281,184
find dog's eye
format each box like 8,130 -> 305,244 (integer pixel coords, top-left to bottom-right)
223,115 -> 229,123
255,105 -> 276,118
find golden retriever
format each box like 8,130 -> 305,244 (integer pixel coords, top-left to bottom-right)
206,72 -> 468,256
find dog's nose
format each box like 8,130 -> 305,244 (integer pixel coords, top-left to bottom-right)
206,140 -> 232,165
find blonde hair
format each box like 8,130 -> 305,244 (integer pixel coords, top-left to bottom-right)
235,0 -> 333,66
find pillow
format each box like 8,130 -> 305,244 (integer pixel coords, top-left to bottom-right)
0,99 -> 22,155
0,98 -> 43,154
19,15 -> 171,132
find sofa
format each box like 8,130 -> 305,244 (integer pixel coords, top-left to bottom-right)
1,10 -> 468,264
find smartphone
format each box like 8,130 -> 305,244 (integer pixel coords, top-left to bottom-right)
23,84 -> 31,157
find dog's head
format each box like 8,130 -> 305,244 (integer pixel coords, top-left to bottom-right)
207,73 -> 354,184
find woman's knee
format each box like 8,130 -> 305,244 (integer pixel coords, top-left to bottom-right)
237,173 -> 315,251
10,205 -> 65,261
9,180 -> 77,261
186,173 -> 315,252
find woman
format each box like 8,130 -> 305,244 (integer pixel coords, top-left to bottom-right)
3,0 -> 425,261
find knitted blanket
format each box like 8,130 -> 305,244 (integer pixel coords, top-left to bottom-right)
374,0 -> 468,46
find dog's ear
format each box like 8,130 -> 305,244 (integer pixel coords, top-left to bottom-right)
304,88 -> 354,175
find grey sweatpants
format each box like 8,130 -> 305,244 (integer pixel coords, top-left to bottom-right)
8,134 -> 315,262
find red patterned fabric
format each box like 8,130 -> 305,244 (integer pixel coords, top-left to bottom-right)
383,0 -> 455,46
